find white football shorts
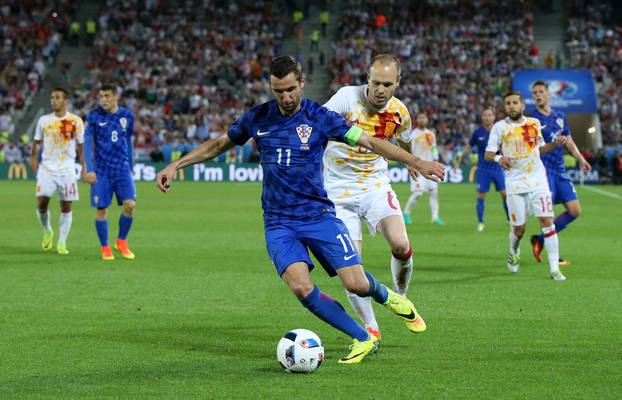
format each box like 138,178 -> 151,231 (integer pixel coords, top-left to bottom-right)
410,176 -> 438,193
330,184 -> 403,241
506,189 -> 553,226
35,167 -> 79,201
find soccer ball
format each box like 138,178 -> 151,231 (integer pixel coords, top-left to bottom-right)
276,329 -> 324,373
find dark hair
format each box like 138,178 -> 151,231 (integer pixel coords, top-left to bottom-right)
99,83 -> 117,93
482,107 -> 495,114
531,80 -> 549,90
52,87 -> 69,99
368,53 -> 401,79
269,56 -> 303,81
504,91 -> 524,103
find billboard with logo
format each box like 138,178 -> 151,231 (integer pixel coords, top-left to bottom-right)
512,69 -> 598,113
0,162 -> 600,184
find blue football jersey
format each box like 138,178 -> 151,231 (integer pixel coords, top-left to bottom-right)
227,99 -> 357,222
469,126 -> 502,173
531,108 -> 570,175
85,106 -> 134,176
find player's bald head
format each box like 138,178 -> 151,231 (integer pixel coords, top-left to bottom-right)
368,54 -> 401,82
366,54 -> 401,109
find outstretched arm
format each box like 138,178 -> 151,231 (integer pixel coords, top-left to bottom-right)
156,134 -> 236,192
397,139 -> 418,179
29,140 -> 41,175
84,117 -> 97,183
356,132 -> 445,182
127,115 -> 135,173
564,136 -> 591,171
76,143 -> 86,180
454,144 -> 472,168
540,135 -> 568,154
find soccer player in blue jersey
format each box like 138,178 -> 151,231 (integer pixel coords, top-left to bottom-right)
156,56 -> 446,364
84,84 -> 136,261
455,108 -> 509,231
529,81 -> 591,266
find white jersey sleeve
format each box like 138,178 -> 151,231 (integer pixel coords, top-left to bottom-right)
75,117 -> 85,144
34,116 -> 44,141
323,87 -> 352,115
486,122 -> 502,153
396,112 -> 412,143
536,120 -> 545,148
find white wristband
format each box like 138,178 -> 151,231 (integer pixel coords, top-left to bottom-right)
494,155 -> 502,163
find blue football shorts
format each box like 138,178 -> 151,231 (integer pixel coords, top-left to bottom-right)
264,213 -> 362,277
90,173 -> 136,208
547,171 -> 578,205
476,168 -> 506,193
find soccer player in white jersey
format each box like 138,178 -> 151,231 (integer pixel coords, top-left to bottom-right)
30,88 -> 85,254
485,92 -> 568,281
403,112 -> 444,225
323,54 -> 444,339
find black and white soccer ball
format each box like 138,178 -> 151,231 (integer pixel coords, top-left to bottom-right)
276,329 -> 324,373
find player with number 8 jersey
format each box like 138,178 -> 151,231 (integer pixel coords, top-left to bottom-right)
84,84 -> 136,261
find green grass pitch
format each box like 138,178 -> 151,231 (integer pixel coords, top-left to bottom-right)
1,180 -> 621,399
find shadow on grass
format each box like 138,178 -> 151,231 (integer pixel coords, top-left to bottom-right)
0,324 -> 283,395
38,323 -> 276,358
0,244 -> 53,257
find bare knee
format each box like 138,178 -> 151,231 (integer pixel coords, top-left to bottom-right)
288,281 -> 314,299
342,273 -> 370,296
123,200 -> 136,217
37,197 -> 50,212
390,237 -> 411,257
566,201 -> 581,218
60,201 -> 72,213
538,217 -> 554,229
513,225 -> 525,238
96,208 -> 107,220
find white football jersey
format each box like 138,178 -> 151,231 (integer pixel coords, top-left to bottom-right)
486,116 -> 549,194
34,112 -> 85,173
322,85 -> 412,199
410,128 -> 437,161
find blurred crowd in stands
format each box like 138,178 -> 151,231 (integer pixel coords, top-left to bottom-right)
328,0 -> 621,182
67,0 -> 289,164
1,0 -> 621,183
330,0 -> 537,151
565,1 -> 622,180
1,1 -> 73,144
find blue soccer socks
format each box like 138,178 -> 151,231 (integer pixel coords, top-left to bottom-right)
476,198 -> 485,223
95,219 -> 109,247
118,214 -> 133,240
300,286 -> 368,341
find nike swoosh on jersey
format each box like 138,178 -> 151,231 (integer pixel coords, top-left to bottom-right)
541,125 -> 547,129
99,122 -> 108,126
256,130 -> 271,136
344,254 -> 357,261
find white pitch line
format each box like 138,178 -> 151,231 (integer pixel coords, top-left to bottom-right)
580,185 -> 622,201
